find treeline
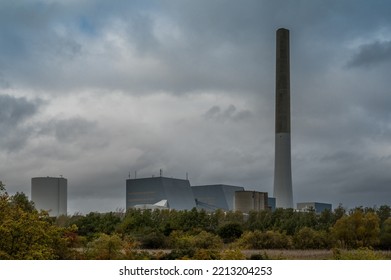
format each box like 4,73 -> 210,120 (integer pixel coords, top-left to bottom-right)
1,183 -> 391,259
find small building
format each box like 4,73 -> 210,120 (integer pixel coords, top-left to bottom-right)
31,177 -> 67,217
296,202 -> 332,213
234,190 -> 268,213
192,184 -> 244,211
126,176 -> 196,210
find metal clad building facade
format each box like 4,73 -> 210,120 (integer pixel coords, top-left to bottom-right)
126,177 -> 196,210
31,177 -> 67,217
192,184 -> 245,211
234,191 -> 268,213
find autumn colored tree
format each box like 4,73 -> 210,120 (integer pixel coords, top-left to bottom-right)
0,184 -> 69,259
86,233 -> 124,260
293,227 -> 332,249
332,209 -> 380,249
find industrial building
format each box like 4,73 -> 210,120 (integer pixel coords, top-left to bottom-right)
192,184 -> 244,211
296,202 -> 332,213
234,191 -> 268,213
126,176 -> 196,210
31,177 -> 67,217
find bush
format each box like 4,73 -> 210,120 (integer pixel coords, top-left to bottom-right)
217,222 -> 243,243
161,248 -> 195,260
193,249 -> 221,260
220,249 -> 246,260
333,248 -> 385,260
293,227 -> 332,249
139,231 -> 167,249
248,252 -> 271,260
86,233 -> 124,260
169,230 -> 223,250
235,230 -> 292,249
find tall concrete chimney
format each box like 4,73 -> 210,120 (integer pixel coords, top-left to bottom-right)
273,28 -> 293,208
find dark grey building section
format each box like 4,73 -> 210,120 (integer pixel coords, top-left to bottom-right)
268,197 -> 276,211
126,177 -> 196,210
192,184 -> 244,211
297,202 -> 332,213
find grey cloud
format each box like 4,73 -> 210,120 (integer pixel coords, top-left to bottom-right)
204,105 -> 252,122
36,117 -> 107,156
2,0 -> 390,95
0,72 -> 10,88
347,40 -> 391,68
0,94 -> 41,151
0,94 -> 39,127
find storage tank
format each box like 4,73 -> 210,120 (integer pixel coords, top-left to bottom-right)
31,177 -> 67,217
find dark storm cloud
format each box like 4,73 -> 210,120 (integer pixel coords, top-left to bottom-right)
347,40 -> 391,68
1,0 -> 389,95
0,94 -> 39,126
0,94 -> 41,151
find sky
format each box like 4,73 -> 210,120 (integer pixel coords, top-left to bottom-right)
1,0 -> 391,214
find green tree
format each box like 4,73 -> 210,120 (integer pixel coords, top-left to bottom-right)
377,205 -> 391,225
9,192 -> 36,212
246,210 -> 273,231
75,212 -> 121,238
217,222 -> 243,243
379,217 -> 391,249
118,209 -> 154,235
317,208 -> 334,231
139,231 -> 167,249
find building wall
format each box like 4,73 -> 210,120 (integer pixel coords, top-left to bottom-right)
234,191 -> 268,213
296,202 -> 332,213
31,177 -> 67,217
192,184 -> 244,211
126,177 -> 196,210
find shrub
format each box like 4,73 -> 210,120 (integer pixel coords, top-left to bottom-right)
220,249 -> 246,260
86,233 -> 124,260
168,230 -> 223,250
139,231 -> 167,249
333,248 -> 385,260
193,249 -> 221,260
293,227 -> 332,249
236,230 -> 292,249
217,222 -> 243,243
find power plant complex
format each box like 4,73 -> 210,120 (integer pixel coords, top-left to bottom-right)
126,176 -> 273,212
28,29 -> 331,215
